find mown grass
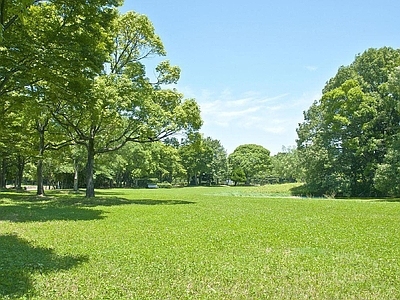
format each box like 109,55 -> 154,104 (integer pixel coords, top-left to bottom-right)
1,185 -> 399,299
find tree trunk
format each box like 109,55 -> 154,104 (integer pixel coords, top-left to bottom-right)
86,137 -> 95,198
16,155 -> 25,190
37,128 -> 45,196
73,159 -> 79,192
37,159 -> 44,195
0,156 -> 6,189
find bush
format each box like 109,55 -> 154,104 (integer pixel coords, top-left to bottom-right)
158,182 -> 172,189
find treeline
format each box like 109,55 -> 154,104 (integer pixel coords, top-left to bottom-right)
1,130 -> 301,190
297,47 -> 400,197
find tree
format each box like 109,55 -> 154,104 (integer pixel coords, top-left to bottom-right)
230,167 -> 246,186
374,67 -> 400,196
297,47 -> 400,196
147,142 -> 186,184
1,0 -> 121,195
228,144 -> 272,184
179,133 -> 213,185
100,141 -> 186,187
0,0 -> 120,99
271,146 -> 302,183
203,137 -> 228,185
53,11 -> 202,197
374,142 -> 400,197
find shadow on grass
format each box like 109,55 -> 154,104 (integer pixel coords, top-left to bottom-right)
0,234 -> 88,299
0,204 -> 105,223
289,184 -> 310,197
0,192 -> 106,222
0,191 -> 195,223
128,199 -> 195,205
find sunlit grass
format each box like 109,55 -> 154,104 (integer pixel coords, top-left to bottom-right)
1,186 -> 399,299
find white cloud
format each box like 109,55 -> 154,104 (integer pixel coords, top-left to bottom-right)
198,91 -> 290,133
258,93 -> 290,103
180,87 -> 319,154
306,65 -> 318,71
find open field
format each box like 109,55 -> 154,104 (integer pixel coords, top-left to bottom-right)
1,184 -> 399,299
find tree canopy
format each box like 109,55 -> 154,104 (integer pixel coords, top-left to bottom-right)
228,144 -> 272,184
1,3 -> 202,197
297,47 -> 400,197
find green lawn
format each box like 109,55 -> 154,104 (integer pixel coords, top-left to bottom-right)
1,185 -> 399,299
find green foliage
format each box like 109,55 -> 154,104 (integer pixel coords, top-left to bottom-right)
374,136 -> 400,196
1,188 -> 400,299
230,167 -> 246,185
271,146 -> 303,183
297,47 -> 400,197
228,144 -> 272,184
179,133 -> 215,185
204,137 -> 229,184
157,181 -> 172,188
45,11 -> 202,197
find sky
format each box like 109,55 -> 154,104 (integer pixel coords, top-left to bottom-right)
121,1 -> 400,155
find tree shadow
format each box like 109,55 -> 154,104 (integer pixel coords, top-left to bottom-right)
0,192 -> 106,222
0,234 -> 88,299
128,199 -> 196,205
0,191 -> 195,223
51,196 -> 195,207
0,204 -> 105,223
289,184 -> 311,197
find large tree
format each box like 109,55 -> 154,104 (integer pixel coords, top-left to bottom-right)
1,0 -> 121,194
53,12 -> 202,197
297,47 -> 400,196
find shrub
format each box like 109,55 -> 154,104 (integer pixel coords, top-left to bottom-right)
158,182 -> 172,189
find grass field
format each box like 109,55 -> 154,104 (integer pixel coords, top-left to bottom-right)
1,184 -> 399,299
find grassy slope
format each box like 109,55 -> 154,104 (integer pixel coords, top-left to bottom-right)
0,186 -> 399,299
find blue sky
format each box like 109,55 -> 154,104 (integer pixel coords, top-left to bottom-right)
121,1 -> 400,154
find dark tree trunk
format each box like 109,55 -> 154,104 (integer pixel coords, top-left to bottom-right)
16,155 -> 24,190
86,137 -> 95,198
0,156 -> 6,189
37,159 -> 44,195
37,129 -> 45,196
36,119 -> 48,196
73,159 -> 79,192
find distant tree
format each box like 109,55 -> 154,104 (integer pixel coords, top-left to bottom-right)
230,167 -> 246,186
228,144 -> 272,184
179,133 -> 213,185
148,142 -> 186,183
203,137 -> 228,185
271,146 -> 302,183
